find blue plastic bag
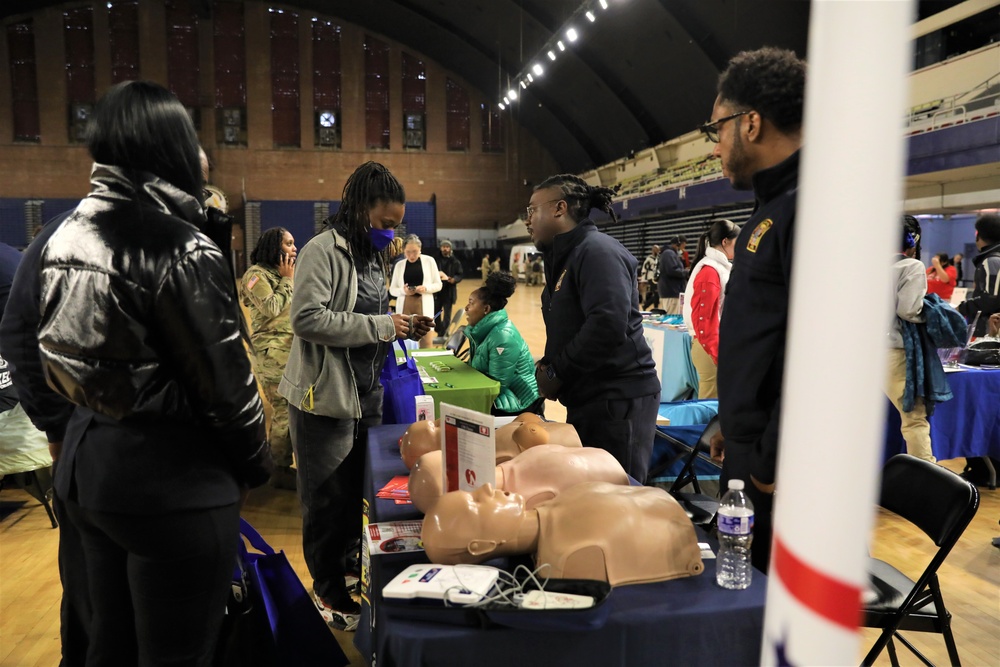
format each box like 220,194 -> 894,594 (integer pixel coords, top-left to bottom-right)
380,339 -> 424,424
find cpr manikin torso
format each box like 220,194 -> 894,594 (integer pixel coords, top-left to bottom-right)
400,414 -> 582,469
408,445 -> 629,513
421,482 -> 704,586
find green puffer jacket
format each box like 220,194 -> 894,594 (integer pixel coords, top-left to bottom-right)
464,309 -> 539,413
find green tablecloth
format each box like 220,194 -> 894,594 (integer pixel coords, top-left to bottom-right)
395,349 -> 500,415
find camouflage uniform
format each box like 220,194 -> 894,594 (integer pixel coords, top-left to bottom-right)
240,264 -> 294,468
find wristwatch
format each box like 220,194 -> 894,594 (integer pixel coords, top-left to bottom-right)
544,365 -> 558,381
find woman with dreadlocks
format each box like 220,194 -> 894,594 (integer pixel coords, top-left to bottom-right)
240,227 -> 297,485
525,174 -> 660,483
278,162 -> 432,631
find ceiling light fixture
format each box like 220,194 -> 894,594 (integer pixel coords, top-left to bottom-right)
499,0 -> 620,108
498,102 -> 505,110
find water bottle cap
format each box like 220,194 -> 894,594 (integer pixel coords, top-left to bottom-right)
728,479 -> 745,490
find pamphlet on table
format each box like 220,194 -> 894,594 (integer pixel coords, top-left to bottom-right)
440,402 -> 496,492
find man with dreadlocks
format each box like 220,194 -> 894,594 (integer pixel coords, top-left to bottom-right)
526,175 -> 660,483
279,161 -> 432,631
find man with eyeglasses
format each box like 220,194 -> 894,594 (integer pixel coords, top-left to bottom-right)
702,46 -> 805,573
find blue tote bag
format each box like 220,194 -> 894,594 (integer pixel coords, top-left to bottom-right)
215,518 -> 348,666
380,339 -> 424,424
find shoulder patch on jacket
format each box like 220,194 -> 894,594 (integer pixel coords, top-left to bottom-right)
747,219 -> 773,253
246,275 -> 259,290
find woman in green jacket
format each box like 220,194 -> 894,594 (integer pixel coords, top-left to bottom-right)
463,272 -> 542,416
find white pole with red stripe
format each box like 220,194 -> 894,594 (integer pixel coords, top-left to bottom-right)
762,1 -> 915,664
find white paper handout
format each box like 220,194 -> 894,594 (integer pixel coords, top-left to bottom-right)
439,402 -> 496,493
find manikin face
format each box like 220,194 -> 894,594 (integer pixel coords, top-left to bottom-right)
525,188 -> 566,250
281,231 -> 297,260
465,290 -> 490,326
710,96 -> 754,191
404,243 -> 421,262
422,484 -> 526,561
369,201 -> 405,231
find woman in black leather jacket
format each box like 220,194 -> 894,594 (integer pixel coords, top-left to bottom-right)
36,81 -> 272,666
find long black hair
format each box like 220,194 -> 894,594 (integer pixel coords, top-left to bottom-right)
534,174 -> 619,224
87,80 -> 203,200
474,271 -> 516,312
251,227 -> 289,268
902,215 -> 922,260
692,219 -> 740,267
324,161 -> 405,267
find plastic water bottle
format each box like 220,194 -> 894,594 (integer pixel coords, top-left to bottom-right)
716,479 -> 754,590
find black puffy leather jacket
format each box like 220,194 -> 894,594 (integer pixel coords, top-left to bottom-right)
38,165 -> 271,491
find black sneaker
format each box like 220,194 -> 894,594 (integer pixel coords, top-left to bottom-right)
314,592 -> 361,632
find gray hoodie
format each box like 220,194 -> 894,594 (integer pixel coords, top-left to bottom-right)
889,255 -> 927,349
278,227 -> 396,419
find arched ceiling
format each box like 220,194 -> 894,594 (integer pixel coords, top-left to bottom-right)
2,1 -> 965,172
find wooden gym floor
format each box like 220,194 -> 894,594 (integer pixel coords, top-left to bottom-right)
1,278 -> 997,666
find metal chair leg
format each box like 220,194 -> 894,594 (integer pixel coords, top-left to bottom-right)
25,469 -> 58,529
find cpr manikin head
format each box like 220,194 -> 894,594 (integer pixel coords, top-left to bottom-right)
421,484 -> 538,564
496,419 -> 582,463
399,418 -> 440,469
422,482 -> 703,586
408,446 -> 629,513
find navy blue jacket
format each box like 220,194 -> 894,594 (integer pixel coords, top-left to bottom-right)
541,220 -> 660,407
0,213 -> 75,441
656,247 -> 686,298
717,151 -> 799,486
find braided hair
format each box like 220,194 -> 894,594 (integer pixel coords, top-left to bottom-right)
325,161 -> 406,266
474,271 -> 517,313
534,174 -> 619,224
250,227 -> 288,268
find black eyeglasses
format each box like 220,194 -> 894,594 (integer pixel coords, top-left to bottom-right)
698,110 -> 752,143
526,199 -> 563,219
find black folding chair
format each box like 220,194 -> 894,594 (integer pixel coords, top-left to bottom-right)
650,417 -> 722,525
446,326 -> 469,361
861,454 -> 980,667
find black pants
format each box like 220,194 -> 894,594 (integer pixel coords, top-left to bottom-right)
289,389 -> 382,608
566,392 -> 659,484
434,297 -> 454,337
53,489 -> 92,667
720,442 -> 775,573
64,499 -> 240,667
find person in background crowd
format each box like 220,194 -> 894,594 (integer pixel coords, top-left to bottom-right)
434,239 -> 464,338
639,244 -> 661,308
958,214 -> 1000,337
279,162 -> 432,632
241,227 -> 298,487
925,252 -> 956,302
31,80 -> 272,666
528,254 -> 544,286
682,220 -> 740,399
885,215 -> 935,463
463,271 -> 542,416
678,235 -> 690,269
657,236 -> 686,314
481,253 -> 491,281
491,255 -> 502,274
705,47 -> 806,573
953,252 -> 964,286
389,235 -> 442,349
527,174 -> 661,483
